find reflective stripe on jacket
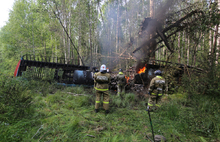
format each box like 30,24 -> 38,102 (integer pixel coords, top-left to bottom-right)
116,72 -> 126,85
94,72 -> 111,91
149,75 -> 165,96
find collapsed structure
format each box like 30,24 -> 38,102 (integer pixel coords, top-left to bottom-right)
120,5 -> 205,91
14,54 -> 94,86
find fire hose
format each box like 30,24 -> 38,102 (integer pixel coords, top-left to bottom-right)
146,106 -> 155,142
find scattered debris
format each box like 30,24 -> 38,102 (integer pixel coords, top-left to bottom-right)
38,129 -> 51,142
94,126 -> 105,132
155,135 -> 166,142
65,92 -> 88,96
31,125 -> 43,139
86,134 -> 95,138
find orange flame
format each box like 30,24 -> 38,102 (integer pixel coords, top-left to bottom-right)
138,67 -> 146,74
125,76 -> 130,83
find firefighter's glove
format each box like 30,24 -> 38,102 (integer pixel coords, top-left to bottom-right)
146,106 -> 150,112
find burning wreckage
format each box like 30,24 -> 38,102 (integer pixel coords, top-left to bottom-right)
14,4 -> 205,92
115,5 -> 205,92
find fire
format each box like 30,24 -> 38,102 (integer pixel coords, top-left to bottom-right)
138,67 -> 146,74
125,76 -> 130,83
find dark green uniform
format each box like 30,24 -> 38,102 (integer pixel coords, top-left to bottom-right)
94,72 -> 111,110
116,72 -> 126,96
148,76 -> 165,111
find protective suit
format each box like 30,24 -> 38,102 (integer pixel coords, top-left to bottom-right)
148,70 -> 165,111
94,64 -> 111,114
116,69 -> 126,96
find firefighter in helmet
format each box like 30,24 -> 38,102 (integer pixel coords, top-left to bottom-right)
116,69 -> 126,96
94,64 -> 111,114
147,70 -> 166,111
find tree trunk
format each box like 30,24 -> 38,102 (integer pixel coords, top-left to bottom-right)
215,0 -> 220,64
55,39 -> 57,63
209,30 -> 213,56
44,41 -> 47,59
68,0 -> 71,63
62,0 -> 67,64
142,0 -> 144,17
187,35 -> 189,66
89,1 -> 93,68
107,0 -> 111,68
116,0 -> 120,68
150,0 -> 154,18
63,28 -> 67,64
150,0 -> 155,63
178,32 -> 181,63
32,19 -> 35,56
194,33 -> 200,66
116,0 -> 119,56
209,0 -> 213,63
51,35 -> 53,62
78,0 -> 82,66
182,31 -> 185,64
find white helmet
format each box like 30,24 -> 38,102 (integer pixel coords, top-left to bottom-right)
100,64 -> 107,73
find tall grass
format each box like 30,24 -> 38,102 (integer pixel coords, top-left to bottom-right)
1,72 -> 220,141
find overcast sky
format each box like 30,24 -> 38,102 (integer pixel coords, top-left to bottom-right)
0,0 -> 15,28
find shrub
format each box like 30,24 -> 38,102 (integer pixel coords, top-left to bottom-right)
0,75 -> 33,121
181,58 -> 220,98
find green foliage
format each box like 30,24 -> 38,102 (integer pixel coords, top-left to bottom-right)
0,81 -> 220,141
176,61 -> 220,138
22,67 -> 55,82
110,93 -> 145,109
21,66 -> 60,95
1,0 -> 220,141
181,60 -> 220,98
125,92 -> 135,102
63,85 -> 86,94
0,0 -> 218,70
57,68 -> 63,82
0,75 -> 33,121
160,102 -> 180,120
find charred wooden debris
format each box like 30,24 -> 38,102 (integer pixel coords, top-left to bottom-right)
109,59 -> 202,94
106,5 -> 207,93
132,8 -> 206,63
117,4 -> 208,62
109,4 -> 208,94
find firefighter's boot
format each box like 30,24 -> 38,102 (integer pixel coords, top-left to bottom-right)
105,110 -> 110,114
95,109 -> 99,113
146,106 -> 153,112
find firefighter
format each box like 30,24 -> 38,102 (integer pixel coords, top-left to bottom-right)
116,69 -> 126,96
147,70 -> 165,111
94,64 -> 111,114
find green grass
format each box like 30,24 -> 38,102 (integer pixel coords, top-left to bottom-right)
1,85 -> 220,142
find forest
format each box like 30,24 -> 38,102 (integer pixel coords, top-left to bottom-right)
0,0 -> 220,141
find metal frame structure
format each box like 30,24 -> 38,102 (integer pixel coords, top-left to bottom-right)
14,54 -> 91,85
